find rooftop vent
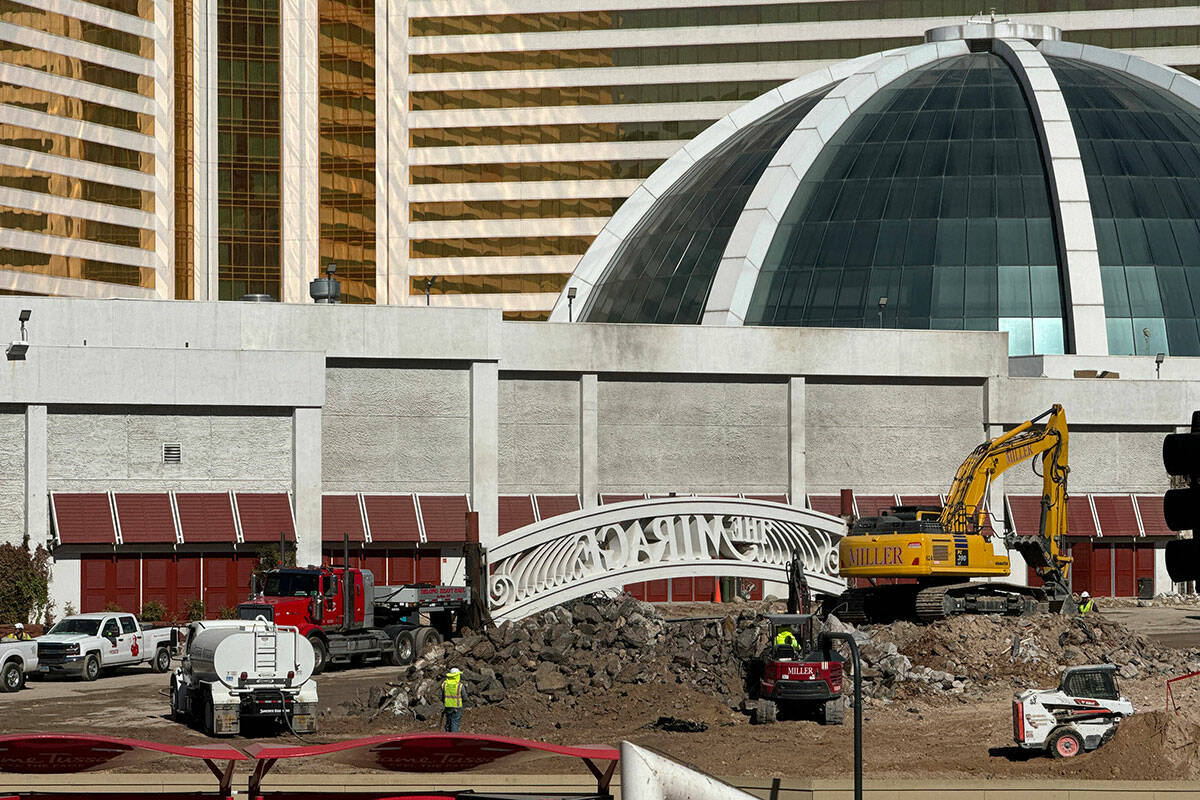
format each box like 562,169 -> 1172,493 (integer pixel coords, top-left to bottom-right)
162,443 -> 182,464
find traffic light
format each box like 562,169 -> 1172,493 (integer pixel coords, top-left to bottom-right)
1164,411 -> 1200,581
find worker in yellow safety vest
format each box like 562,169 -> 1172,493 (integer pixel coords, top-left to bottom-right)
1079,591 -> 1095,615
1,623 -> 31,642
442,667 -> 465,732
774,626 -> 799,650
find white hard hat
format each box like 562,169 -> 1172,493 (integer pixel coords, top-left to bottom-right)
1080,591 -> 1090,599
448,667 -> 461,675
14,623 -> 22,629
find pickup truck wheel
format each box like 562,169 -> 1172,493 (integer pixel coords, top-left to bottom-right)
390,630 -> 415,666
0,661 -> 23,692
151,646 -> 171,673
1049,728 -> 1083,759
308,635 -> 328,675
82,655 -> 101,682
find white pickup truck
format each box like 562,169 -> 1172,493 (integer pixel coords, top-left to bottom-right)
0,639 -> 37,691
37,612 -> 176,681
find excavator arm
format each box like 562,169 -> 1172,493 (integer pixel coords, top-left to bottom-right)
940,404 -> 1071,597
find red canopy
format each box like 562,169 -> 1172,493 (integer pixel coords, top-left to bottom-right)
246,734 -> 618,797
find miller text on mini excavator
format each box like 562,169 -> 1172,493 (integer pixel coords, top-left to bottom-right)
830,404 -> 1073,623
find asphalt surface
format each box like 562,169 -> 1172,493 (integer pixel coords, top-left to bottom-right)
1101,604 -> 1200,650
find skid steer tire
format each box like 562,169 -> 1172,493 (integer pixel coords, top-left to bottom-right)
754,699 -> 778,725
1048,728 -> 1083,759
821,698 -> 845,726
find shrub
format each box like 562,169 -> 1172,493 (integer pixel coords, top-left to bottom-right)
217,606 -> 237,620
184,598 -> 205,621
139,600 -> 166,621
0,538 -> 51,624
104,603 -> 124,613
63,602 -> 77,618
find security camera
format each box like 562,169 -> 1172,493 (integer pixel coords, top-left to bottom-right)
6,341 -> 28,361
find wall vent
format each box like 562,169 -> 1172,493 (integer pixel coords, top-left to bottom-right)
162,443 -> 182,464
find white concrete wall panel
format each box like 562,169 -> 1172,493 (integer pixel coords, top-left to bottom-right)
322,366 -> 471,492
1002,429 -> 1170,495
804,383 -> 984,494
46,412 -> 292,491
596,379 -> 788,494
498,377 -> 580,494
0,412 -> 26,546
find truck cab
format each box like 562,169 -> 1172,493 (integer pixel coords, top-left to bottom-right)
37,612 -> 174,681
238,567 -> 371,635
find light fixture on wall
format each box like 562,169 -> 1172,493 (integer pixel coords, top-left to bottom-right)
1157,352 -> 1165,379
877,297 -> 887,329
424,277 -> 436,306
5,309 -> 30,361
567,286 -> 578,322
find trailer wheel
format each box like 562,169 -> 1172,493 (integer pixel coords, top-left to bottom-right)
82,654 -> 101,682
754,699 -> 777,725
0,661 -> 23,693
821,698 -> 844,726
202,697 -> 215,736
387,630 -> 415,666
414,627 -> 442,658
151,646 -> 171,673
1049,728 -> 1083,759
308,635 -> 328,675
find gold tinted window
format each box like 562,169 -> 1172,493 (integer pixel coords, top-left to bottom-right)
0,41 -> 151,96
411,273 -> 573,294
75,0 -> 153,21
410,119 -> 714,148
411,80 -> 784,111
0,123 -> 151,172
0,0 -> 152,57
0,247 -> 153,286
0,164 -> 152,210
410,238 -> 593,258
411,197 -> 625,222
410,160 -> 662,184
0,205 -> 151,248
0,82 -> 153,134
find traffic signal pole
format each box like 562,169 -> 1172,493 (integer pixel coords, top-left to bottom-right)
1163,411 -> 1200,581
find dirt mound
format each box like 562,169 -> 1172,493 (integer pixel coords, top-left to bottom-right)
1071,711 -> 1200,780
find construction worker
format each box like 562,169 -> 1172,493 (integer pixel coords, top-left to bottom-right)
2,623 -> 30,642
1079,591 -> 1095,615
774,626 -> 799,650
441,667 -> 465,732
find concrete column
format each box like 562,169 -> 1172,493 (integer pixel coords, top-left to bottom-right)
25,404 -> 46,545
470,362 -> 499,549
383,0 -> 409,304
292,407 -> 322,567
280,0 -> 320,302
580,373 -> 599,508
787,377 -> 805,505
194,0 -> 218,300
151,0 -> 174,299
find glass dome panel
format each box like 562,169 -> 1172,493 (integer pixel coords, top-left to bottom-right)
1048,56 -> 1200,356
581,84 -> 832,324
744,52 -> 1066,356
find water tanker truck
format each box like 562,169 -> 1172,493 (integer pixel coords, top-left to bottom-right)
169,618 -> 318,737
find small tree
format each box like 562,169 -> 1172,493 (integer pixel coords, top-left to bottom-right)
140,600 -> 166,621
0,536 -> 51,624
253,542 -> 294,583
185,598 -> 205,621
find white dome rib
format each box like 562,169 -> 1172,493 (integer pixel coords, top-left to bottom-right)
700,40 -> 970,326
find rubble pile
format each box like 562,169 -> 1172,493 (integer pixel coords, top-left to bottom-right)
381,596 -> 760,722
373,595 -> 1200,720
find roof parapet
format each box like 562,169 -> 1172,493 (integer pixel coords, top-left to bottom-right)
925,20 -> 1062,43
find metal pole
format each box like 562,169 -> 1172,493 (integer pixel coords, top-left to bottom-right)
820,631 -> 862,800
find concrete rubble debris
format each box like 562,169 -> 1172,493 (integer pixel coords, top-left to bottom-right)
374,595 -> 1200,720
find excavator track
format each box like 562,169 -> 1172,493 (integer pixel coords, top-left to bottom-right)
830,582 -> 1051,625
914,586 -> 951,622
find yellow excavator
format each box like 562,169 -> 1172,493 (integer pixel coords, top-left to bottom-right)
832,405 -> 1073,623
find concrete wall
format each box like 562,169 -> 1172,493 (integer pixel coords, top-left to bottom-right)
804,382 -> 985,494
498,377 -> 580,494
1003,428 -> 1172,494
597,379 -> 788,494
46,411 -> 292,492
0,411 -> 24,545
322,365 -> 471,493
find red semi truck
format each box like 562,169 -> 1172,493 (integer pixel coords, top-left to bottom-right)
237,564 -> 469,674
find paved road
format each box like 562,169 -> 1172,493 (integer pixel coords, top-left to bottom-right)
1102,603 -> 1200,650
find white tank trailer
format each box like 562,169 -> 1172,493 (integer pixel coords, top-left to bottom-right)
169,618 -> 318,736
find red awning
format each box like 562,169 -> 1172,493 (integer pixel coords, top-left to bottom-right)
1092,495 -> 1139,538
176,493 -> 237,543
1006,495 -> 1042,538
855,494 -> 897,517
744,494 -> 789,504
236,493 -> 295,543
113,493 -> 176,544
322,495 -> 365,542
1067,496 -> 1098,537
1136,495 -> 1173,537
364,495 -> 420,542
806,495 -> 844,516
419,495 -> 469,542
900,494 -> 942,508
600,494 -> 643,504
52,493 -> 116,544
535,494 -> 580,520
498,495 -> 536,535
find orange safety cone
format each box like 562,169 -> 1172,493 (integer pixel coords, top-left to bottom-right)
713,578 -> 722,604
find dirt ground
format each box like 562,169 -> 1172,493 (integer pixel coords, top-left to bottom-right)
5,603 -> 1200,781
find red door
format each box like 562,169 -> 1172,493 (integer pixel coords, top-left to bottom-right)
142,555 -> 175,616
418,553 -> 441,584
670,578 -> 694,601
114,557 -> 139,613
81,555 -> 113,613
645,580 -> 669,603
362,551 -> 388,585
1069,541 -> 1091,595
203,555 -> 238,616
1136,544 -> 1155,596
695,576 -> 716,601
387,551 -> 417,585
176,556 -> 201,618
624,583 -> 646,600
1114,543 -> 1135,597
1093,543 -> 1113,597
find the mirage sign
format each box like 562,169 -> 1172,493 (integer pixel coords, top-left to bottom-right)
487,496 -> 847,621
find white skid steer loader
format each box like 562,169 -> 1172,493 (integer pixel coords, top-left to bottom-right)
1013,664 -> 1134,758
